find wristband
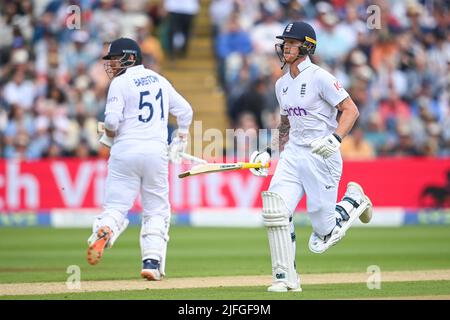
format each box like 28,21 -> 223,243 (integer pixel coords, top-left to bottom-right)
332,133 -> 342,143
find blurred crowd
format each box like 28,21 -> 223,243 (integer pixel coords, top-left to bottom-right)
211,0 -> 450,159
0,0 -> 449,160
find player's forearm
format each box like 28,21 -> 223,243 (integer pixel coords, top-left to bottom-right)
334,97 -> 359,139
272,115 -> 290,153
169,88 -> 194,134
104,113 -> 121,137
173,108 -> 192,135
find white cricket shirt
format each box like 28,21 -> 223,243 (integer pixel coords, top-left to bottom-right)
275,56 -> 349,147
104,65 -> 193,151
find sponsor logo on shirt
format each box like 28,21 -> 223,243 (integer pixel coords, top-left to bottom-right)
333,81 -> 343,91
282,87 -> 288,95
283,106 -> 307,117
107,96 -> 118,104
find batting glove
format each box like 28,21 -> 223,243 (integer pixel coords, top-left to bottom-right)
249,149 -> 271,177
168,135 -> 188,164
99,133 -> 114,148
311,133 -> 341,159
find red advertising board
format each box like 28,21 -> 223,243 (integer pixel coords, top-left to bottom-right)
0,158 -> 448,211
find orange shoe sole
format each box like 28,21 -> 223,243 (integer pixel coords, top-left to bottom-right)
87,227 -> 112,265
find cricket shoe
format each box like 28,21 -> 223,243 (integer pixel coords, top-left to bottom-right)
345,182 -> 373,224
141,259 -> 162,281
308,227 -> 341,254
87,226 -> 112,265
267,276 -> 302,293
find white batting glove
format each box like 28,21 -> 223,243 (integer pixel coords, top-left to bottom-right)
168,135 -> 188,164
311,134 -> 341,159
249,149 -> 271,177
99,133 -> 114,148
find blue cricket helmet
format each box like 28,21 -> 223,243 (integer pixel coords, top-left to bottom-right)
276,21 -> 317,55
103,37 -> 142,65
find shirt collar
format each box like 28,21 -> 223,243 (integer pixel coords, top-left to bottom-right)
297,56 -> 312,73
125,64 -> 144,74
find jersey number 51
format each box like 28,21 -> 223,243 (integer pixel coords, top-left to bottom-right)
138,89 -> 163,123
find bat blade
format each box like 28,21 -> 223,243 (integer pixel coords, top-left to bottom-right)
177,162 -> 269,178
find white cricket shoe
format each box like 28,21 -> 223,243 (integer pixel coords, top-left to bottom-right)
308,227 -> 341,254
267,276 -> 302,292
346,182 -> 373,223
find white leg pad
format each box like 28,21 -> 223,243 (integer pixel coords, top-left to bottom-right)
89,210 -> 128,248
140,216 -> 170,276
108,218 -> 129,248
262,192 -> 300,291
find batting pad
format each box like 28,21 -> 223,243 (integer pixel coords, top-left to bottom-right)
262,192 -> 298,288
90,210 -> 129,248
140,216 -> 170,276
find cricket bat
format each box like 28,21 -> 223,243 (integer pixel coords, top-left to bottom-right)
178,162 -> 270,178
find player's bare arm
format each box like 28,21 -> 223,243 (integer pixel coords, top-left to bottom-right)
334,96 -> 359,140
274,115 -> 291,153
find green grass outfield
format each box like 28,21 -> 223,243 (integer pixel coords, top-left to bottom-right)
0,226 -> 450,299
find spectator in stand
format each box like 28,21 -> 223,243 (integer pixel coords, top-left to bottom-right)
91,0 -> 122,42
225,55 -> 259,117
138,19 -> 165,72
209,0 -> 235,55
3,104 -> 34,158
378,87 -> 411,134
5,129 -> 30,160
63,30 -> 102,78
385,124 -> 423,157
3,68 -> 36,111
364,113 -> 391,154
229,76 -> 266,129
314,2 -> 354,65
250,6 -> 284,56
216,13 -> 253,91
230,111 -> 259,161
341,127 -> 376,160
164,0 -> 199,58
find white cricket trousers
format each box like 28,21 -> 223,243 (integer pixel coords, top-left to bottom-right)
268,142 -> 343,236
103,141 -> 170,259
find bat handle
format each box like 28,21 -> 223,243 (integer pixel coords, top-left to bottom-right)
178,171 -> 191,178
179,152 -> 207,164
242,162 -> 270,169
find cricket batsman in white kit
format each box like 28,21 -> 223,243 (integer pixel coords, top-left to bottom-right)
86,38 -> 193,281
250,22 -> 373,292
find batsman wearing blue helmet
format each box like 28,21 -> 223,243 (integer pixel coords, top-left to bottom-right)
250,22 -> 373,292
